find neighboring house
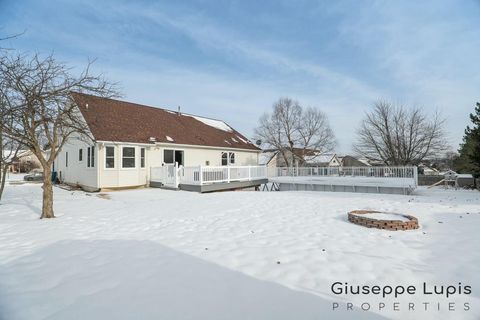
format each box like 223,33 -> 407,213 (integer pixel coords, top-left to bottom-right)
260,148 -> 322,167
258,151 -> 277,168
419,164 -> 440,176
259,151 -> 370,168
3,150 -> 43,173
341,155 -> 371,167
53,93 -> 261,191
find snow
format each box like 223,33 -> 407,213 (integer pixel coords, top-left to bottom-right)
165,135 -> 174,142
236,135 -> 249,144
191,115 -> 233,132
231,137 -> 238,143
0,183 -> 479,320
351,212 -> 411,222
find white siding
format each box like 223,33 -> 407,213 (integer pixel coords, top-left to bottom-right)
97,143 -> 148,188
57,139 -> 260,189
53,137 -> 98,189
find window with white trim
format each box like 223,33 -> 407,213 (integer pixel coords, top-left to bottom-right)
122,147 -> 135,168
78,149 -> 83,161
140,148 -> 145,168
66,152 -> 68,167
105,146 -> 115,168
221,152 -> 228,166
221,152 -> 235,166
87,146 -> 95,167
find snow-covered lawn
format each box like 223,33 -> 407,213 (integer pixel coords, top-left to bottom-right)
0,179 -> 479,320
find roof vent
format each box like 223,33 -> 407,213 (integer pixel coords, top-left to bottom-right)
149,137 -> 157,142
177,106 -> 181,115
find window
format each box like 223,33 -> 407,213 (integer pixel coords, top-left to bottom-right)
164,149 -> 174,164
122,147 -> 135,168
140,148 -> 145,168
221,152 -> 235,166
66,152 -> 68,167
79,149 -> 83,161
163,149 -> 184,165
106,146 -> 115,168
221,152 -> 228,166
87,146 -> 95,168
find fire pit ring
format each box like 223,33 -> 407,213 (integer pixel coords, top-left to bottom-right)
348,210 -> 419,231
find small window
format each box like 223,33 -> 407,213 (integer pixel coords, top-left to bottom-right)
66,152 -> 68,167
87,146 -> 95,167
140,148 -> 145,168
221,152 -> 228,166
79,149 -> 83,161
122,147 -> 135,168
164,149 -> 174,164
106,146 -> 115,168
229,152 -> 235,164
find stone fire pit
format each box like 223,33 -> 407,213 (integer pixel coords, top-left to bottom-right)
348,210 -> 419,231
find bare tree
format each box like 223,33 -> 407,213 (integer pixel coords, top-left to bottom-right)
0,53 -> 117,218
0,115 -> 21,200
255,97 -> 336,166
354,100 -> 447,165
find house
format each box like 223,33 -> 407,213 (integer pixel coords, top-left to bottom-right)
53,93 -> 262,191
258,151 -> 369,168
3,150 -> 43,173
419,164 -> 440,176
259,148 -> 324,167
341,155 -> 371,167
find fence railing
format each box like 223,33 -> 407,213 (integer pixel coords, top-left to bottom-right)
269,166 -> 418,186
151,165 -> 418,188
152,165 -> 268,187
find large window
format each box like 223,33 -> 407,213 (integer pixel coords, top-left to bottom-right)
87,146 -> 95,168
122,147 -> 135,168
140,148 -> 145,168
221,152 -> 235,166
105,146 -> 115,168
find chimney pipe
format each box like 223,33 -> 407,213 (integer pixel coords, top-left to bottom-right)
177,106 -> 181,115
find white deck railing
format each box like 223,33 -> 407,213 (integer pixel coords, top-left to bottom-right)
151,165 -> 268,187
269,166 -> 418,186
151,165 -> 418,188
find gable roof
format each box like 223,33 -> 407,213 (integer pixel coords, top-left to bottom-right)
72,93 -> 260,151
259,151 -> 278,165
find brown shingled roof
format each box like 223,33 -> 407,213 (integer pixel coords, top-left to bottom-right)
72,92 -> 260,151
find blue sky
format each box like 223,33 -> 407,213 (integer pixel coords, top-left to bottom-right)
1,0 -> 479,153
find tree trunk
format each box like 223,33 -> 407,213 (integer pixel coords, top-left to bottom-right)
0,165 -> 7,201
41,167 -> 55,218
